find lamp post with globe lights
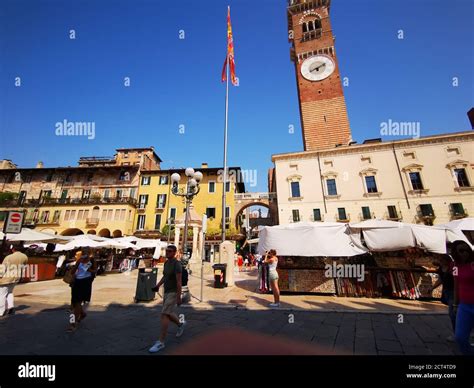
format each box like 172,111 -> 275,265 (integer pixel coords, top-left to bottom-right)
170,168 -> 203,263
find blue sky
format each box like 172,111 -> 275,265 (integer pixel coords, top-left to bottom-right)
0,0 -> 473,192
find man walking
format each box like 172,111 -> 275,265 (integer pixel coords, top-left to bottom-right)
0,244 -> 28,317
149,244 -> 186,353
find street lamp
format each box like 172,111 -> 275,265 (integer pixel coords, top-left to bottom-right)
171,168 -> 203,264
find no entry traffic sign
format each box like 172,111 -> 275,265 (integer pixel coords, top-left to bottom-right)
4,211 -> 24,234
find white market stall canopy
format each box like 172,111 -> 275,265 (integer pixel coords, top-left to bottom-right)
115,236 -> 163,250
153,241 -> 171,259
54,234 -> 105,251
53,234 -> 168,252
0,229 -> 72,244
349,219 -> 474,254
257,219 -> 474,257
438,218 -> 474,232
257,222 -> 367,257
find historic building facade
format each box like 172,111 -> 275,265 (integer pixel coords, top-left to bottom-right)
272,0 -> 474,226
273,132 -> 473,225
0,148 -> 161,237
134,164 -> 245,238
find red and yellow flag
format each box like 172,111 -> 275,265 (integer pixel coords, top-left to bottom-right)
221,6 -> 237,86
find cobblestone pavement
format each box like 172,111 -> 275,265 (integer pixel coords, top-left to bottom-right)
0,301 -> 462,355
0,269 -> 462,355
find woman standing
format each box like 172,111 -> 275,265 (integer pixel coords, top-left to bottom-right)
265,249 -> 280,308
68,249 -> 97,332
451,240 -> 474,355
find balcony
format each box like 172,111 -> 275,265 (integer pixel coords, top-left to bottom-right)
155,203 -> 166,211
416,207 -> 436,225
384,210 -> 403,221
86,217 -> 100,227
336,213 -> 350,223
449,206 -> 468,220
301,28 -> 322,42
41,197 -> 137,206
36,218 -> 60,226
359,212 -> 376,222
310,214 -> 324,222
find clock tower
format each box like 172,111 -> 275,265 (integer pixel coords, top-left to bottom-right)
288,0 -> 352,151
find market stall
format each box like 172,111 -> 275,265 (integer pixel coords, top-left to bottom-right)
257,220 -> 469,299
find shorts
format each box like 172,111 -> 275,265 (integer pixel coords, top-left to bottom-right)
71,277 -> 93,304
161,292 -> 177,315
269,270 -> 279,282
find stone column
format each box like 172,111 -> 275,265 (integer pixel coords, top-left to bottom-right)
219,240 -> 235,286
174,226 -> 180,247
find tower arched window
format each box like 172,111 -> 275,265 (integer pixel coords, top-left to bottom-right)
302,22 -> 308,33
314,18 -> 322,29
308,20 -> 314,31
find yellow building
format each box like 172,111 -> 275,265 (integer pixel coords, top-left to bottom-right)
0,148 -> 161,237
133,164 -> 245,242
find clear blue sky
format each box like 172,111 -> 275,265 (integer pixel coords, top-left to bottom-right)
1,0 -> 473,192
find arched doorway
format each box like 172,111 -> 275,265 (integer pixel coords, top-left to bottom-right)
234,202 -> 274,231
98,228 -> 111,238
112,230 -> 122,238
61,228 -> 84,236
87,230 -> 97,235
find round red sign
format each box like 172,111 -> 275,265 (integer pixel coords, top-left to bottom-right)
10,213 -> 21,223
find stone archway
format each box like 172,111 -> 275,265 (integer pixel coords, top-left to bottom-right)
87,230 -> 97,235
112,229 -> 122,238
61,228 -> 84,236
234,202 -> 273,230
233,192 -> 278,230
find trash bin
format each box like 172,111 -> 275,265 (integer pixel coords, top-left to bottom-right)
212,264 -> 227,288
134,267 -> 158,302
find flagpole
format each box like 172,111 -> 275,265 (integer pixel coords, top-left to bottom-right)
222,53 -> 230,243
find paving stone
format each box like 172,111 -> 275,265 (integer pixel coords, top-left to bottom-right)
375,339 -> 403,353
355,338 -> 377,355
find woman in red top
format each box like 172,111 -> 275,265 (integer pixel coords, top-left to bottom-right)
452,240 -> 474,355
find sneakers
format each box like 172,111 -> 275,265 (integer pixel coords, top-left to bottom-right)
148,341 -> 165,353
176,321 -> 187,338
269,303 -> 280,308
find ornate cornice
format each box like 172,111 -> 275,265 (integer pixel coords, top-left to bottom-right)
272,131 -> 474,162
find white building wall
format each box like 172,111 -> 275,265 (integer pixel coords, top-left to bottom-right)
273,132 -> 474,225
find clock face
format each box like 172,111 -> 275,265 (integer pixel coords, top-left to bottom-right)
300,55 -> 335,82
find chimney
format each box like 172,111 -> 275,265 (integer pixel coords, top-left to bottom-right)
201,162 -> 208,169
36,161 -> 44,168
